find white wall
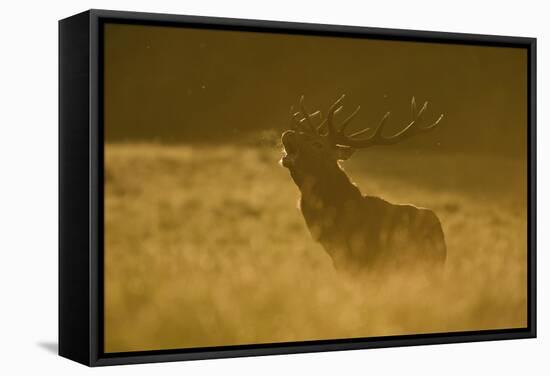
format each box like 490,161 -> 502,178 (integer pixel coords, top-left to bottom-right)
0,0 -> 546,374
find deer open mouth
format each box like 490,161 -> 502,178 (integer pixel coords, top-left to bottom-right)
281,130 -> 299,168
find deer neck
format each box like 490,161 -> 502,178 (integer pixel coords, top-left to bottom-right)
295,164 -> 362,214
294,164 -> 362,267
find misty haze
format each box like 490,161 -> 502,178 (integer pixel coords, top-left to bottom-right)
103,23 -> 527,352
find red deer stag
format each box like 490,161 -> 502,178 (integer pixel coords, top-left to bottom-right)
281,95 -> 446,274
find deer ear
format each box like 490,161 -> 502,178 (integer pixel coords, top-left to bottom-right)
336,146 -> 355,160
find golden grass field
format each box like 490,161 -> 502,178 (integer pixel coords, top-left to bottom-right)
104,141 -> 527,353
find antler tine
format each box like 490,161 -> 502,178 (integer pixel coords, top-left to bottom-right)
324,95 -> 346,137
349,111 -> 390,139
385,100 -> 438,140
299,95 -> 317,133
289,96 -> 327,135
320,94 -> 367,144
411,96 -> 417,120
290,107 -> 309,132
333,96 -> 443,148
309,110 -> 322,122
339,105 -> 361,134
289,105 -> 298,130
425,113 -> 445,129
417,101 -> 429,119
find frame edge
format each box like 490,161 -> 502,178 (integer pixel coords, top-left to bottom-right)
58,10 -> 93,367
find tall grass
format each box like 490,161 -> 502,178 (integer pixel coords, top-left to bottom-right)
104,143 -> 527,352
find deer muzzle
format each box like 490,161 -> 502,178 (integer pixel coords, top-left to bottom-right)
281,130 -> 299,168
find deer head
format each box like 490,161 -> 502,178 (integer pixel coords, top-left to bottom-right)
280,95 -> 444,180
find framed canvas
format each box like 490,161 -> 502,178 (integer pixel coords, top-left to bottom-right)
59,9 -> 537,366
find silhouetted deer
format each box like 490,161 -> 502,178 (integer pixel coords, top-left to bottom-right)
281,95 -> 446,274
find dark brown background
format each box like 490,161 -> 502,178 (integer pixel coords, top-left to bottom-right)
104,24 -> 526,156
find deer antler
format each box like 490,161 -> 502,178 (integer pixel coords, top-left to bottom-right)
290,96 -> 323,133
324,95 -> 444,148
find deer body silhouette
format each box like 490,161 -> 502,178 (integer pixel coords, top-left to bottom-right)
281,95 -> 446,273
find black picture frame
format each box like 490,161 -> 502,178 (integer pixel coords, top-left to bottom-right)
59,9 -> 537,367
